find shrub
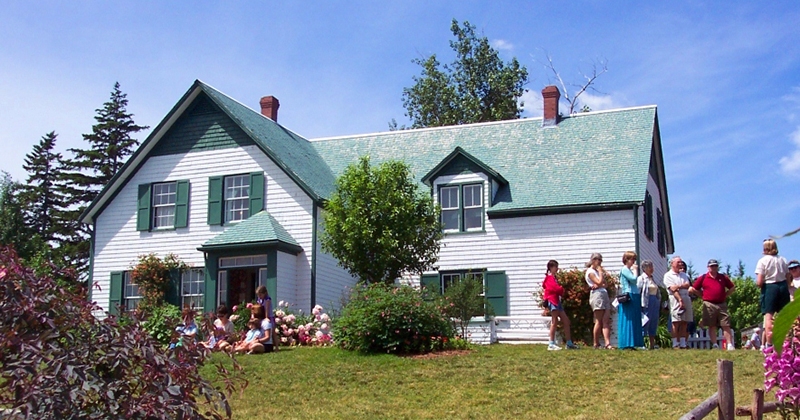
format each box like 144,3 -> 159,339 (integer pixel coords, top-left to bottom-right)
440,275 -> 490,338
130,253 -> 188,309
334,283 -> 454,354
140,302 -> 182,346
532,268 -> 619,344
728,276 -> 761,335
274,301 -> 333,346
0,247 -> 244,419
230,302 -> 252,336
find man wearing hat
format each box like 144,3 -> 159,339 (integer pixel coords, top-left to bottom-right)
789,260 -> 800,300
690,259 -> 736,350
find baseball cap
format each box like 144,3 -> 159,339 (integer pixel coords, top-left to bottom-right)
789,260 -> 800,269
707,259 -> 719,267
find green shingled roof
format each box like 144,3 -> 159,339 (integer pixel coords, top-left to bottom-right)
311,107 -> 657,213
200,211 -> 300,250
199,81 -> 336,200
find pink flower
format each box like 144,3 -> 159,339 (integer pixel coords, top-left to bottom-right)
232,305 -> 238,312
320,314 -> 330,322
246,303 -> 253,309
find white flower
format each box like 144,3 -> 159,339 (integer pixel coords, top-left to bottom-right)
278,300 -> 285,307
320,313 -> 330,322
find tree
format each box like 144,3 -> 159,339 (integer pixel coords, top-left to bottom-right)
401,19 -> 529,128
541,53 -> 608,115
441,275 -> 490,338
21,131 -> 66,244
59,82 -> 149,273
0,173 -> 44,260
321,157 -> 443,284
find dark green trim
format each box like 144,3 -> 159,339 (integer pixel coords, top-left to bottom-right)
644,192 -> 653,241
487,202 -> 637,219
203,253 -> 218,312
197,240 -> 302,255
207,176 -> 223,225
137,184 -> 152,231
249,172 -> 265,216
109,271 -> 123,315
420,273 -> 440,295
166,269 -> 181,306
484,271 -> 507,317
421,146 -> 507,186
88,221 -> 95,302
267,252 -> 278,305
175,180 -> 190,228
311,205 -> 317,307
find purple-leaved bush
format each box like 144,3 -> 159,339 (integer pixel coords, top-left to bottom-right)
0,247 -> 246,419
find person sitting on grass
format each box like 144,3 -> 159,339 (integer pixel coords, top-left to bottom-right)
233,319 -> 264,354
171,307 -> 198,349
542,259 -> 577,350
212,305 -> 234,352
247,304 -> 274,354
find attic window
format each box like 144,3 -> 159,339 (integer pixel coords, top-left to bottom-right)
439,183 -> 484,233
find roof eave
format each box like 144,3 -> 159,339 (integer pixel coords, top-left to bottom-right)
487,202 -> 638,219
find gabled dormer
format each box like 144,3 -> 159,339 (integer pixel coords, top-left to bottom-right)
422,147 -> 508,233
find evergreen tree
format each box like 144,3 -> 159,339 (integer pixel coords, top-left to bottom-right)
58,82 -> 149,273
0,173 -> 44,260
401,19 -> 528,128
22,131 -> 65,243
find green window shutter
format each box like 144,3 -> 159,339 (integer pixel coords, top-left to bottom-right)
420,273 -> 440,295
644,192 -> 653,241
249,172 -> 265,217
484,271 -> 507,316
204,269 -> 218,314
109,271 -> 123,315
136,184 -> 151,231
166,269 -> 181,306
208,176 -> 223,225
174,180 -> 190,228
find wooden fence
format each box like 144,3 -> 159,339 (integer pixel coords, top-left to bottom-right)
680,360 -> 782,420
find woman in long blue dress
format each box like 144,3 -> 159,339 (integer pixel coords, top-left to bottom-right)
618,251 -> 644,349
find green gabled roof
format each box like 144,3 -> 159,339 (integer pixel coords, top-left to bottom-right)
310,106 -> 657,214
199,81 -> 336,200
198,211 -> 301,252
421,146 -> 508,187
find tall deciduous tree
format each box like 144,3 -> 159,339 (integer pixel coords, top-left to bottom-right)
22,131 -> 66,243
59,82 -> 149,273
321,157 -> 443,284
401,19 -> 528,128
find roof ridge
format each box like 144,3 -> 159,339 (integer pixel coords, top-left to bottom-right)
308,104 -> 657,142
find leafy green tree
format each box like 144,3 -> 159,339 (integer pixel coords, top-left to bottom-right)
401,19 -> 528,128
58,82 -> 149,273
321,156 -> 442,284
21,131 -> 67,244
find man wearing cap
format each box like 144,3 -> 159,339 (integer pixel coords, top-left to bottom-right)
789,260 -> 800,300
663,256 -> 693,349
689,259 -> 736,350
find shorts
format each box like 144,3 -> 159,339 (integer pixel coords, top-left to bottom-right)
590,289 -> 610,311
702,301 -> 731,328
761,281 -> 790,315
547,301 -> 563,312
669,292 -> 693,323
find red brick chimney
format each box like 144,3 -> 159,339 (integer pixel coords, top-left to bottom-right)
541,85 -> 560,127
260,96 -> 280,122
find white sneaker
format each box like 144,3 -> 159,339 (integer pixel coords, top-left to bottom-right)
548,343 -> 562,351
712,344 -> 719,349
727,344 -> 735,351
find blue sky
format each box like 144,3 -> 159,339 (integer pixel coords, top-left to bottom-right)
1,1 -> 799,274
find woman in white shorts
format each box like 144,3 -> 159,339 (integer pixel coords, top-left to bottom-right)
586,253 -> 612,349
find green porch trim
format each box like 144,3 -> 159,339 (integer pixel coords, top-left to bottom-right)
487,202 -> 637,219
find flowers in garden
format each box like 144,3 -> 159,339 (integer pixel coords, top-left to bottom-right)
273,301 -> 333,347
765,333 -> 800,413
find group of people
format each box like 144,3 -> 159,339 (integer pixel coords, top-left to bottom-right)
543,246 -> 752,350
175,285 -> 276,354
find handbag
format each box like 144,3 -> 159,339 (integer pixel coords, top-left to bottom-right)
616,292 -> 631,304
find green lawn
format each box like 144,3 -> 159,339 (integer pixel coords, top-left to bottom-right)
202,345 -> 779,419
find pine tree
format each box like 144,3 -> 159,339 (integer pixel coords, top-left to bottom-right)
0,173 -> 44,260
22,131 -> 65,243
58,82 -> 149,273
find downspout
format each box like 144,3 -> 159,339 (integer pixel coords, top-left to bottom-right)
88,220 -> 96,301
311,203 -> 317,308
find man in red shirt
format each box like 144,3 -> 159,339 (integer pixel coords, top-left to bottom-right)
690,259 -> 736,350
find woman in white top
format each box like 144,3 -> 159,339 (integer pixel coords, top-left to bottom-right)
756,239 -> 791,345
585,253 -> 612,349
637,260 -> 665,349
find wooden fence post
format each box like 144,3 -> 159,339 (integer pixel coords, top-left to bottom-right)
751,389 -> 764,420
717,359 -> 734,420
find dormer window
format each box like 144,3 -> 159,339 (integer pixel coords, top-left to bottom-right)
439,183 -> 484,232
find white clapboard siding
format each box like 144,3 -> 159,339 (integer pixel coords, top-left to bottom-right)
638,174 -> 669,279
314,211 -> 359,311
93,145 -> 315,313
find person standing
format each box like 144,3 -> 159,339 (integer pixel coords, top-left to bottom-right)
637,260 -> 665,349
586,253 -> 612,349
689,259 -> 736,350
663,256 -> 693,349
788,260 -> 800,300
617,252 -> 645,349
542,260 -> 578,350
756,239 -> 791,345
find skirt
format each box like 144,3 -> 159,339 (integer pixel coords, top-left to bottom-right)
618,293 -> 644,349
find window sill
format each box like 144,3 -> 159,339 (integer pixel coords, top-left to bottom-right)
443,229 -> 486,236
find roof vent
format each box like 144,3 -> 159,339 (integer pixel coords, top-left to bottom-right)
260,96 -> 280,122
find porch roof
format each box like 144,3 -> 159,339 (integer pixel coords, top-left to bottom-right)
198,211 -> 302,253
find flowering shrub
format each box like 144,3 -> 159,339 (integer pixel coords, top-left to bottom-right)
765,321 -> 800,418
532,268 -> 619,344
334,283 -> 455,354
130,253 -> 188,309
274,301 -> 333,346
230,303 -> 252,336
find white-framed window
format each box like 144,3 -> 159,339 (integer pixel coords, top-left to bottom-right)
438,183 -> 483,232
441,271 -> 484,294
224,174 -> 250,222
182,269 -> 204,311
218,254 -> 268,269
152,182 -> 177,229
122,272 -> 141,310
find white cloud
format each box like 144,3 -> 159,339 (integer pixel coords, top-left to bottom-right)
576,92 -> 629,113
780,127 -> 800,176
519,89 -> 542,118
491,39 -> 513,51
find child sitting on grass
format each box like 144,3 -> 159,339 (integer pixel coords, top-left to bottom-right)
233,319 -> 264,354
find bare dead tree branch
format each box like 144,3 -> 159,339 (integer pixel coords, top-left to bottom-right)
536,51 -> 608,114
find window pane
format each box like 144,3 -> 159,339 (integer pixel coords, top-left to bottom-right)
440,186 -> 459,209
181,269 -> 204,312
463,185 -> 482,208
224,175 -> 250,222
464,208 -> 482,230
442,274 -> 460,292
442,209 -> 459,231
152,182 -> 177,228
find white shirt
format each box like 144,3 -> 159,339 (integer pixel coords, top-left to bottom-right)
755,255 -> 788,284
663,270 -> 690,297
585,267 -> 606,293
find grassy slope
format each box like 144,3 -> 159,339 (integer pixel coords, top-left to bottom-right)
202,345 -> 778,419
